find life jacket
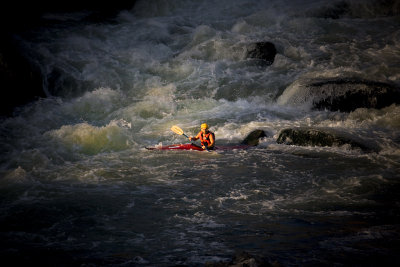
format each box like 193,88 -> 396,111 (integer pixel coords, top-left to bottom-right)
199,131 -> 215,148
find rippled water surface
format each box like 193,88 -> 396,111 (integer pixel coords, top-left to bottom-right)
1,0 -> 400,265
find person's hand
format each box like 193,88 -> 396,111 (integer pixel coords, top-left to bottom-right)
202,145 -> 206,149
189,137 -> 192,141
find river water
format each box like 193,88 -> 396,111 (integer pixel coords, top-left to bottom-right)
1,0 -> 400,265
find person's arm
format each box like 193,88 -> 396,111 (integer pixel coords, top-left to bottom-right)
189,132 -> 201,141
208,133 -> 215,147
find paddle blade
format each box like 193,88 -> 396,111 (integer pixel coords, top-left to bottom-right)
171,125 -> 184,135
171,125 -> 190,139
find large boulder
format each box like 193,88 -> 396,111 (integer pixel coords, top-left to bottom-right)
276,127 -> 373,152
246,42 -> 277,66
311,79 -> 400,112
277,78 -> 400,112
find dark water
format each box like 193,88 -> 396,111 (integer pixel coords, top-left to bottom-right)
1,0 -> 400,265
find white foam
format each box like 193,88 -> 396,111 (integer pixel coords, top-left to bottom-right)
45,121 -> 131,155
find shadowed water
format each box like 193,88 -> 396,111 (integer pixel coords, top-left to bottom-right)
1,0 -> 400,265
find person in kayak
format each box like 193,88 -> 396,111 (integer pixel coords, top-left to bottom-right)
189,123 -> 215,150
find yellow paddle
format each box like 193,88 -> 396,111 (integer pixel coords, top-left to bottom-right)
171,125 -> 189,139
170,125 -> 209,151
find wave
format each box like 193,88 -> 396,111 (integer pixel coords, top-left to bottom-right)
45,120 -> 131,155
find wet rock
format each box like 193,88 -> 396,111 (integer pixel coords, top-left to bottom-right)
278,78 -> 400,112
241,129 -> 267,146
311,79 -> 400,112
276,127 -> 372,152
246,42 -> 277,66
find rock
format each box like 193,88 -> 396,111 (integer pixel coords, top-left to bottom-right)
278,78 -> 400,112
246,42 -> 277,66
311,79 -> 400,112
241,130 -> 267,146
276,127 -> 372,152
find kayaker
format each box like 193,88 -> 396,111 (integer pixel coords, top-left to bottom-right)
189,123 -> 215,150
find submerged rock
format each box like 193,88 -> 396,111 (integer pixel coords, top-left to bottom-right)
241,129 -> 267,146
276,127 -> 372,152
278,78 -> 400,112
246,42 -> 277,66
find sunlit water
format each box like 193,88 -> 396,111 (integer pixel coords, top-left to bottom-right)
1,0 -> 400,265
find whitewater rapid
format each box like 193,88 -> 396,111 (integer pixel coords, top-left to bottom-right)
1,0 -> 400,265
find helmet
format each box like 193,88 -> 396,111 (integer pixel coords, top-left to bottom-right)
201,123 -> 209,129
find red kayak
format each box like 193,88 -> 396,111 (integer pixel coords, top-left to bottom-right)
146,143 -> 204,151
145,143 -> 252,151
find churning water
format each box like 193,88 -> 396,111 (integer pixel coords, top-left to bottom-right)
1,0 -> 400,265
